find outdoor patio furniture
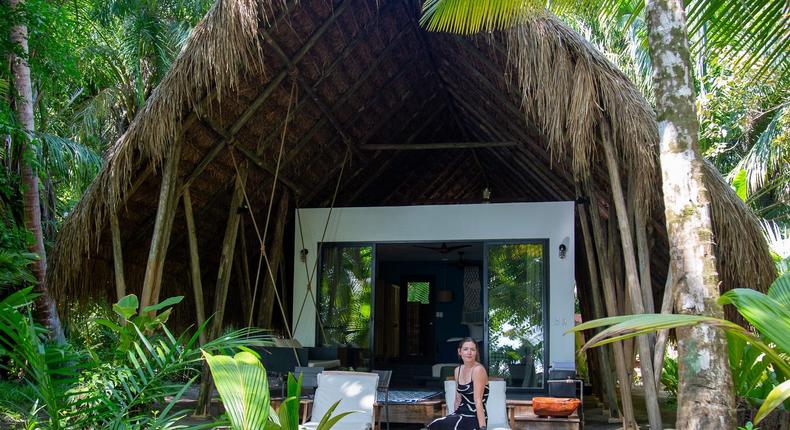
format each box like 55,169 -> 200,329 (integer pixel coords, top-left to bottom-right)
372,369 -> 392,430
301,371 -> 379,430
444,380 -> 513,430
294,366 -> 324,397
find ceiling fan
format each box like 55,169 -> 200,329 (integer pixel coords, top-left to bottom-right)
412,242 -> 471,254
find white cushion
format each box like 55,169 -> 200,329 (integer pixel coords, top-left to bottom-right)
444,380 -> 510,430
304,371 -> 379,430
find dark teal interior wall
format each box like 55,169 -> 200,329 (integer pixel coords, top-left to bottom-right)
378,261 -> 481,362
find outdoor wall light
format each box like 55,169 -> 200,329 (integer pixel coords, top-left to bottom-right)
559,244 -> 567,259
482,187 -> 491,202
299,248 -> 309,262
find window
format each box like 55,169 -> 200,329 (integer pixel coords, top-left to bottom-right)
407,281 -> 430,304
487,242 -> 547,389
318,245 -> 372,349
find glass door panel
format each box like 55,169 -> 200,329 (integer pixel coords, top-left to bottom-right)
486,242 -> 547,389
318,245 -> 373,370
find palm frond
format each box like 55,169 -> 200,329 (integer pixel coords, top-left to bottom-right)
36,132 -> 103,187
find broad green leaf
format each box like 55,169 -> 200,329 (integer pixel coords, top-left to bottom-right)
718,288 -> 790,355
768,272 -> 790,309
113,294 -> 139,320
204,350 -> 271,430
754,379 -> 790,424
94,318 -> 122,332
142,295 -> 184,313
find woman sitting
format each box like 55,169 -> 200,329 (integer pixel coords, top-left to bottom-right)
428,337 -> 489,430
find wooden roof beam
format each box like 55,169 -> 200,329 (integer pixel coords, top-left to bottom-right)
264,26 -> 364,161
200,116 -> 303,195
439,62 -> 576,199
304,87 -> 439,206
280,25 -> 415,168
401,1 -> 471,140
249,0 -> 406,161
462,121 -> 546,199
444,83 -> 559,199
361,141 -> 517,150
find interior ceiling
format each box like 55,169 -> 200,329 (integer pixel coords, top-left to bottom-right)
98,0 -> 583,310
129,0 -> 579,273
377,242 -> 484,263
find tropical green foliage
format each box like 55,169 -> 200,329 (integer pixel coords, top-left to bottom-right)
487,243 -> 545,387
318,246 -> 372,347
570,273 -> 790,423
269,373 -> 355,430
0,290 -> 272,429
420,0 -> 788,80
204,350 -> 271,430
204,358 -> 355,430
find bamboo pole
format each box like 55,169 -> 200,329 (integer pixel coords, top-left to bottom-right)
586,187 -> 637,429
110,213 -> 127,301
183,187 -> 207,346
654,269 -> 675,388
140,140 -> 182,311
576,197 -> 622,420
239,221 -> 253,325
631,173 -> 657,361
600,125 -> 662,430
235,221 -> 253,326
197,167 -> 248,415
257,192 -> 290,328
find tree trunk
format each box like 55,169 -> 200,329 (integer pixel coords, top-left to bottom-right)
644,1 -> 736,427
9,0 -> 64,342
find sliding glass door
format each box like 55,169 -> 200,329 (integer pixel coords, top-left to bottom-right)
317,244 -> 373,370
486,241 -> 548,390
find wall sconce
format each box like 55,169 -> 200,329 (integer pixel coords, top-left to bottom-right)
299,248 -> 309,262
482,187 -> 491,202
559,244 -> 567,259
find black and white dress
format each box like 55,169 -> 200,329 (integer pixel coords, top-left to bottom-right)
428,376 -> 489,430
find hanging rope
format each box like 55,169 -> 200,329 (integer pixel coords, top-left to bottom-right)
228,82 -> 298,363
293,148 -> 350,340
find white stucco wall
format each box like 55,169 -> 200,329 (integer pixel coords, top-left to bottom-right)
292,202 -> 576,365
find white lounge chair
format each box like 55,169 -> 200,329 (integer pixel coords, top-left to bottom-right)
302,371 -> 379,430
444,380 -> 513,430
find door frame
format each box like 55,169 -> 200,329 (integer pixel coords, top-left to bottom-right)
483,239 -> 550,393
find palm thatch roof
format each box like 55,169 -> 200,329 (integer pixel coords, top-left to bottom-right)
48,0 -> 775,329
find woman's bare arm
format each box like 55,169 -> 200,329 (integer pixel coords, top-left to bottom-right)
472,365 -> 488,428
454,366 -> 461,412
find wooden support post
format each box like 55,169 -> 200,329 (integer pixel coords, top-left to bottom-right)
654,269 -> 675,388
238,221 -> 253,326
197,166 -> 248,415
257,192 -> 289,328
140,140 -> 182,311
110,213 -> 127,301
587,187 -> 637,429
576,195 -> 621,420
183,187 -> 207,346
600,126 -> 662,430
630,174 -> 657,360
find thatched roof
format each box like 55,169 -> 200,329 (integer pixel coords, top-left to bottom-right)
48,0 -> 775,328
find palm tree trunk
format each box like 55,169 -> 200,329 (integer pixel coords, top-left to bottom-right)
644,1 -> 736,427
9,0 -> 64,342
